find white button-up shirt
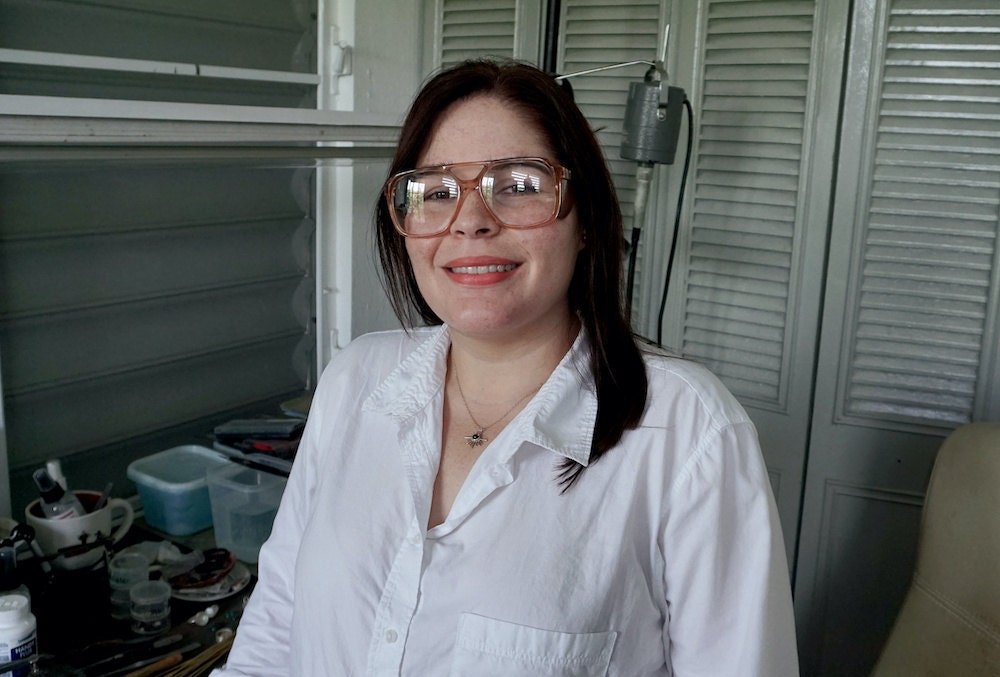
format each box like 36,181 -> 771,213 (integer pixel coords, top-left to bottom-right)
217,326 -> 798,676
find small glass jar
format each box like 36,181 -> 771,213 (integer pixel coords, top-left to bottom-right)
129,580 -> 171,635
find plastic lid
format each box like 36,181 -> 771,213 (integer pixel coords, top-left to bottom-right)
0,594 -> 28,616
127,446 -> 228,489
129,580 -> 171,604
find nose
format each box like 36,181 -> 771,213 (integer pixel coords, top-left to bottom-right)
450,187 -> 501,237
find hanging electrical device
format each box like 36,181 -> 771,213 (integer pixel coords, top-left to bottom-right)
620,62 -> 685,166
556,29 -> 694,346
619,58 -> 689,340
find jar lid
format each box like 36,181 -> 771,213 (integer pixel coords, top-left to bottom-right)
0,593 -> 28,615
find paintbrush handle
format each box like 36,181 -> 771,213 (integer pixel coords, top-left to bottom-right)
123,652 -> 183,677
94,481 -> 114,511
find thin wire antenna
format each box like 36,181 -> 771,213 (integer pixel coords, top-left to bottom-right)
554,60 -> 654,81
658,24 -> 670,65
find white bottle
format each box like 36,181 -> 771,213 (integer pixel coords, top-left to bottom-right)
0,594 -> 36,676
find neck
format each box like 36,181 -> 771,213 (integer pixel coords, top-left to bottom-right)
447,312 -> 579,402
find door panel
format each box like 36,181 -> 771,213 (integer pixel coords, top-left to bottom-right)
794,1 -> 1000,673
666,0 -> 849,567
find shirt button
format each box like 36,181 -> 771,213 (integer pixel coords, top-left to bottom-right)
384,629 -> 398,644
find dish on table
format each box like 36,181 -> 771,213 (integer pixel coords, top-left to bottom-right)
171,562 -> 251,602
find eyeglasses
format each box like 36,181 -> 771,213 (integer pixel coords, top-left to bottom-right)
384,157 -> 571,238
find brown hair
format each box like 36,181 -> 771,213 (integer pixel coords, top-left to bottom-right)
375,59 -> 647,486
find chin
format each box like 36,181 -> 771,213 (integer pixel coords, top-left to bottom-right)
439,306 -> 514,331
446,316 -> 513,337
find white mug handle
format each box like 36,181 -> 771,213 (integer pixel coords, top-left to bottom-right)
107,497 -> 134,545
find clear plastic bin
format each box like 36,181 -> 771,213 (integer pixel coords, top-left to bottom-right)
207,463 -> 287,563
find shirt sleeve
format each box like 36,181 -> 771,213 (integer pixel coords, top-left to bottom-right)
211,394 -> 325,676
661,421 -> 800,676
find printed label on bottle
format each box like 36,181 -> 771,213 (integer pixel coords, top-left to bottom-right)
0,631 -> 37,677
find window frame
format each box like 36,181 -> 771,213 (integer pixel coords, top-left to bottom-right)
0,0 -> 413,516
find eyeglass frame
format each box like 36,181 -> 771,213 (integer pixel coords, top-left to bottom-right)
383,156 -> 573,238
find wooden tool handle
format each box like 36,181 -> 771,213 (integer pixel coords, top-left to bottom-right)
123,652 -> 183,677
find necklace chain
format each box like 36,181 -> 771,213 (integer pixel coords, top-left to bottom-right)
454,367 -> 540,448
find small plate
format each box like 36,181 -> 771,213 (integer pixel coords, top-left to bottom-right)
171,562 -> 251,603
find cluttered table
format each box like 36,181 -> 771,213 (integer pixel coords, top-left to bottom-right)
10,521 -> 256,676
1,414 -> 303,676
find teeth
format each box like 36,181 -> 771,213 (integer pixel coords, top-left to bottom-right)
450,263 -> 518,274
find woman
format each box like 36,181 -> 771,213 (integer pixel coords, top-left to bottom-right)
218,60 -> 798,676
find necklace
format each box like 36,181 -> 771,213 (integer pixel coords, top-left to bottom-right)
453,368 -> 540,448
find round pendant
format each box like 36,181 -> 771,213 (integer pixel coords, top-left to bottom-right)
464,430 -> 486,447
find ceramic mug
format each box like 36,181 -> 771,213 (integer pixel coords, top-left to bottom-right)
25,490 -> 134,570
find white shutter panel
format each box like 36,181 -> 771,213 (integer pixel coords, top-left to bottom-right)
840,2 -> 1000,426
681,0 -> 818,404
439,0 -> 518,67
0,164 -> 313,470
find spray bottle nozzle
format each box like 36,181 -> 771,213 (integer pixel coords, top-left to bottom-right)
31,469 -> 60,501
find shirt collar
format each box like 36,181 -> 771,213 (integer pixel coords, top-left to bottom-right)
364,325 -> 596,466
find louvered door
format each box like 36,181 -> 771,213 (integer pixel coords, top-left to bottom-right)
663,0 -> 847,566
793,1 -> 1000,674
433,0 -> 543,68
438,0 -> 518,65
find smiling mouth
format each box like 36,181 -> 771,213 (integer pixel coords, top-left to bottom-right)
448,263 -> 519,274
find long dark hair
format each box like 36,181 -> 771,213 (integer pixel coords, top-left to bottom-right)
375,59 -> 647,486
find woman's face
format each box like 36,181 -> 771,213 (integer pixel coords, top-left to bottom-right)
405,95 -> 583,344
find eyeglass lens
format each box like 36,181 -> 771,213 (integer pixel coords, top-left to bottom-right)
392,159 -> 560,235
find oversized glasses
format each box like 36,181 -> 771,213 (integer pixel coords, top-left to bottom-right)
384,157 -> 571,238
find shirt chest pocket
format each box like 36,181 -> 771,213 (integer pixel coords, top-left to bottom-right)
449,613 -> 617,677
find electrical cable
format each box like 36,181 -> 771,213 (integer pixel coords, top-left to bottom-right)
656,97 -> 694,346
541,0 -> 562,73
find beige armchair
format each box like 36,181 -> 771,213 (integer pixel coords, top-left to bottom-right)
871,422 -> 1000,676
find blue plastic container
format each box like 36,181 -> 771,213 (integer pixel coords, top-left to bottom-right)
127,445 -> 228,536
